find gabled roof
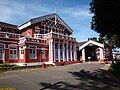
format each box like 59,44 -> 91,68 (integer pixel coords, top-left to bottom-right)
18,13 -> 73,33
79,40 -> 104,50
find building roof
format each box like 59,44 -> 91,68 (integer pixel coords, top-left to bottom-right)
18,13 -> 73,33
79,40 -> 104,50
0,21 -> 18,29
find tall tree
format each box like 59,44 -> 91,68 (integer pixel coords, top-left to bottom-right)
90,0 -> 120,48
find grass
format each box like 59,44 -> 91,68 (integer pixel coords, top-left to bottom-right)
0,63 -> 54,73
0,87 -> 16,90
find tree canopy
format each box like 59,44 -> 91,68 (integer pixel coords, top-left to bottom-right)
90,0 -> 120,48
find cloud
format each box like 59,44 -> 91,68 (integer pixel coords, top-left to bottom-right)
0,0 -> 26,24
0,0 -> 91,24
0,0 -> 54,24
58,4 -> 92,18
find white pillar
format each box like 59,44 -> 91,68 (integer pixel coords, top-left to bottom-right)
99,48 -> 104,61
66,44 -> 69,61
49,40 -> 53,63
70,44 -> 72,61
82,48 -> 85,62
74,45 -> 77,61
58,43 -> 60,62
62,43 -> 65,61
53,42 -> 55,62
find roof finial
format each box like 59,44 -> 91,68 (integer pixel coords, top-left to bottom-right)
55,7 -> 57,14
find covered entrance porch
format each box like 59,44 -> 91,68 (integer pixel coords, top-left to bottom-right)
79,40 -> 104,62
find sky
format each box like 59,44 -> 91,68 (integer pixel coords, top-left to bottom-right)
0,0 -> 99,42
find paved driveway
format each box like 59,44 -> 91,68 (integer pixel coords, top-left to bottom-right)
0,62 -> 120,90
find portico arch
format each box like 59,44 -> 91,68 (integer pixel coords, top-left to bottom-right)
79,40 -> 104,62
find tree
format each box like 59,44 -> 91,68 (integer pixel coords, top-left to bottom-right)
90,0 -> 120,48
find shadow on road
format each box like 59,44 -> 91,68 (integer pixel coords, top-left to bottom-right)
39,69 -> 120,90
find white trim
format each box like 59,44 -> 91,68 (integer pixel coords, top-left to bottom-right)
49,40 -> 53,63
0,40 -> 18,43
18,14 -> 73,33
82,48 -> 85,62
99,47 -> 104,60
18,21 -> 31,30
79,40 -> 104,50
8,44 -> 18,47
40,48 -> 47,50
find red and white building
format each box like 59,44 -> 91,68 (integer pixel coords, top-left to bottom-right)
0,13 -> 112,66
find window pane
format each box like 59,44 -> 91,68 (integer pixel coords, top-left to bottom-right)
55,43 -> 58,49
55,50 -> 58,59
0,46 -> 3,59
60,43 -> 62,49
29,49 -> 36,59
9,47 -> 17,59
60,50 -> 63,59
72,51 -> 74,59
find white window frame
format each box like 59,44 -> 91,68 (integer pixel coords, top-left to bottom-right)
9,46 -> 17,59
29,45 -> 37,59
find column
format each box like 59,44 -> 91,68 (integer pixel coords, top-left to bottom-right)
82,48 -> 85,62
66,44 -> 69,61
70,44 -> 72,61
58,43 -> 60,62
99,48 -> 104,62
62,43 -> 65,61
49,40 -> 53,63
74,45 -> 77,61
53,42 -> 55,62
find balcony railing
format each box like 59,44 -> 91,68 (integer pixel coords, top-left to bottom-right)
0,31 -> 23,39
33,32 -> 76,41
19,37 -> 46,44
34,34 -> 44,38
51,33 -> 76,41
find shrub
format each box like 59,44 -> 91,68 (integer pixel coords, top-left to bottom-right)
109,60 -> 120,76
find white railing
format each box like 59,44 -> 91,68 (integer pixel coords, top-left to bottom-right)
34,34 -> 44,38
19,37 -> 47,44
0,31 -> 23,39
51,32 -> 76,41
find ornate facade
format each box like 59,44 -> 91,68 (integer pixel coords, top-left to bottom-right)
0,13 -> 112,66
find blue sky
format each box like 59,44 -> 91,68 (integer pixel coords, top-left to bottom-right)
0,0 -> 99,42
